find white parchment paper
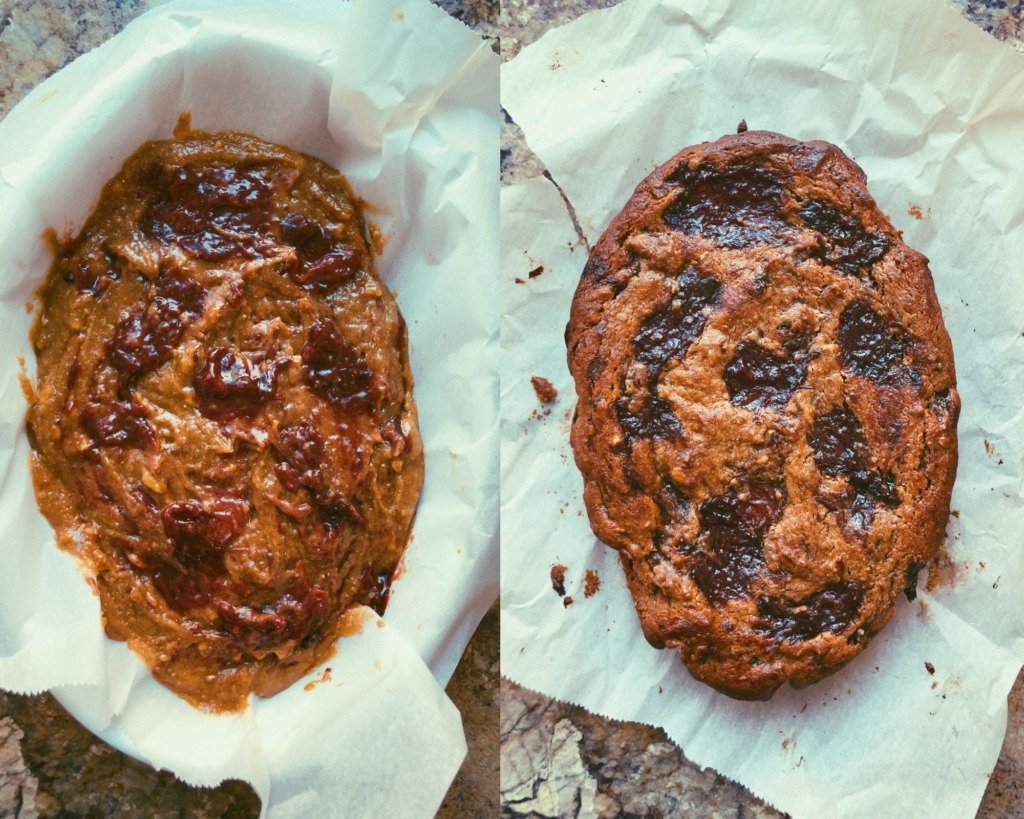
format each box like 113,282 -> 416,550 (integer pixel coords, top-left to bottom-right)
501,1 -> 1024,816
0,0 -> 498,815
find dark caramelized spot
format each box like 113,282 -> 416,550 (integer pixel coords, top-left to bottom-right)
616,395 -> 683,441
193,347 -> 283,420
838,301 -> 911,386
799,199 -> 888,277
80,401 -> 154,450
756,581 -> 864,642
281,212 -> 363,291
616,269 -> 721,442
684,482 -> 785,604
808,407 -> 899,530
215,581 -> 328,651
904,561 -> 926,602
143,164 -> 277,261
634,268 -> 722,372
301,318 -> 377,414
724,341 -> 806,409
664,163 -> 791,248
106,275 -> 205,381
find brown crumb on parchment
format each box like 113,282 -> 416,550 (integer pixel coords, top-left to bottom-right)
550,563 -> 567,596
925,661 -> 935,675
528,265 -> 544,279
737,119 -> 748,133
908,204 -> 924,220
563,595 -> 574,607
532,376 -> 558,404
584,569 -> 601,598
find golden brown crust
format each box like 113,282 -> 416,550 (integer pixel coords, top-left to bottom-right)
567,131 -> 959,700
27,124 -> 423,711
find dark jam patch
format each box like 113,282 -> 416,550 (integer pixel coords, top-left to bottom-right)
280,212 -> 363,291
152,498 -> 249,613
80,401 -> 154,450
215,581 -> 328,652
143,164 -> 277,262
273,423 -> 324,494
193,347 -> 283,420
272,424 -> 366,529
808,407 -> 899,531
756,581 -> 864,642
684,482 -> 785,604
724,340 -> 806,409
663,163 -> 791,249
382,415 -> 409,458
550,564 -> 567,597
799,199 -> 889,277
64,251 -> 119,295
318,492 -> 367,529
838,301 -> 912,386
301,318 -> 377,415
904,561 -> 926,602
105,275 -> 205,381
616,269 -> 721,442
361,568 -> 393,615
161,497 -> 249,570
151,566 -> 234,615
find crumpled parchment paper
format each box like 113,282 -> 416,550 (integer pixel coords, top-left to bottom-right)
500,0 -> 1024,815
0,0 -> 498,815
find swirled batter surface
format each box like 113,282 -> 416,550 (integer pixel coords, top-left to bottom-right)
27,120 -> 422,711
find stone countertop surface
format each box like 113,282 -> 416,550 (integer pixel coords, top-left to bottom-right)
0,0 -> 498,816
499,1 -> 1024,818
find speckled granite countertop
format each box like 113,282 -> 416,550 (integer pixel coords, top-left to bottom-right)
498,1 -> 1024,817
0,1 -> 497,816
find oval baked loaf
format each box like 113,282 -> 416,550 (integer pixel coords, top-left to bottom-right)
566,130 -> 959,699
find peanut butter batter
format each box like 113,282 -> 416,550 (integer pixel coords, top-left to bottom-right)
27,118 -> 422,711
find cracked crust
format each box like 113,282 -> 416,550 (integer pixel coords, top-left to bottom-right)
566,131 -> 959,699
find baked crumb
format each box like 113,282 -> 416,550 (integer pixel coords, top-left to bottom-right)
531,375 -> 558,404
